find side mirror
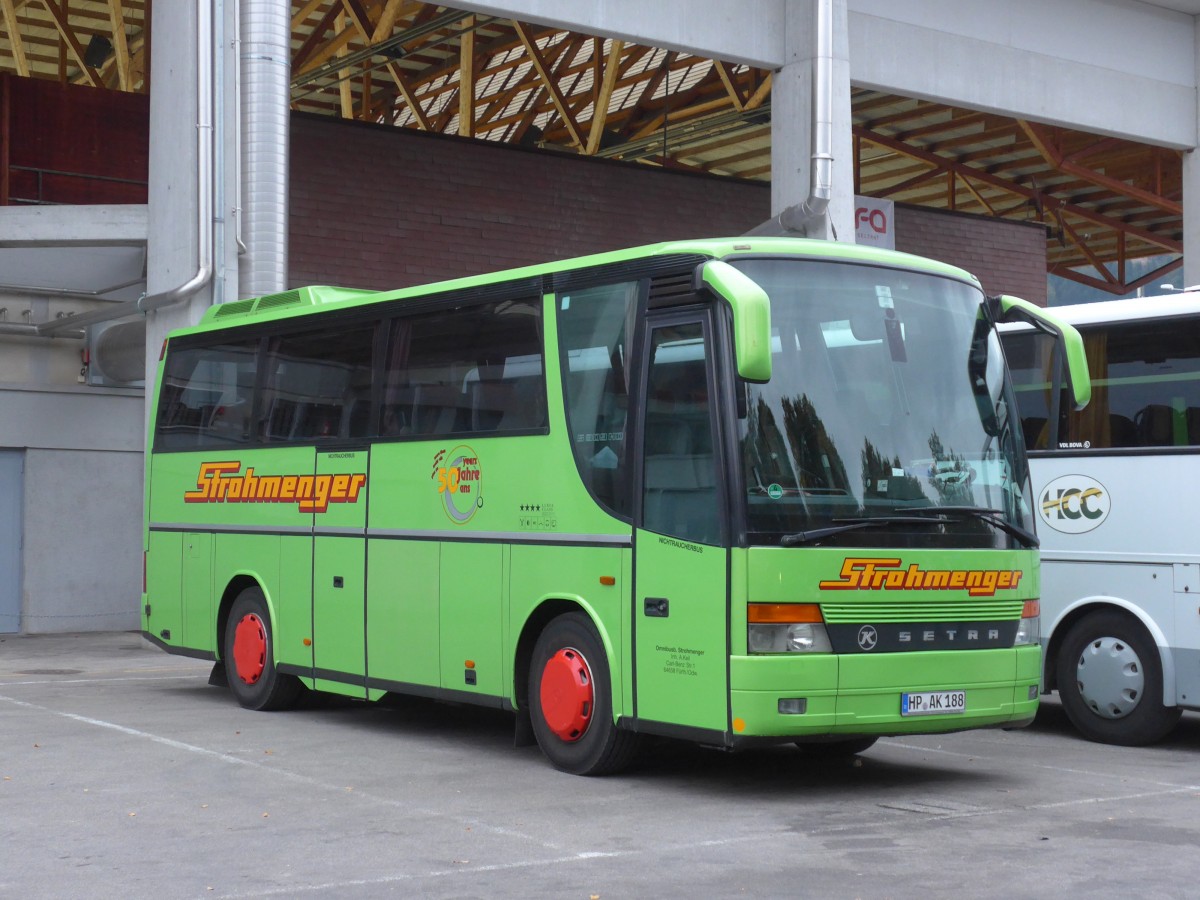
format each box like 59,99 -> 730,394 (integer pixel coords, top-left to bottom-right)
696,260 -> 772,383
991,294 -> 1091,411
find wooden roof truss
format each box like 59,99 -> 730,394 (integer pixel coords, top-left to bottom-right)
0,1 -> 1184,293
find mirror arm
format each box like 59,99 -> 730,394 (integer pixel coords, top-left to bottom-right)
695,260 -> 772,383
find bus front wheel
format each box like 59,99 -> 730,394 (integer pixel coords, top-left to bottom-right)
1055,610 -> 1180,746
528,613 -> 640,775
223,587 -> 301,712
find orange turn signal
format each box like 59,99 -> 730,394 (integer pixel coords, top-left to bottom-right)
599,576 -> 616,586
748,603 -> 823,624
1022,600 -> 1040,618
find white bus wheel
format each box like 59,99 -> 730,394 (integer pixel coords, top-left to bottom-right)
1055,610 -> 1180,746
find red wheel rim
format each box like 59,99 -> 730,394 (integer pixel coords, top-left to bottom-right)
232,613 -> 267,685
539,647 -> 593,742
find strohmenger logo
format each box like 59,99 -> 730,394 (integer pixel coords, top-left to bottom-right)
819,557 -> 1023,597
183,461 -> 366,513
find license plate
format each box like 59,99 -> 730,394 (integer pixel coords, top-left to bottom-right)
901,690 -> 966,716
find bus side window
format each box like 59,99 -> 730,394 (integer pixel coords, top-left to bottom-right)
557,282 -> 639,518
641,324 -> 720,545
155,340 -> 258,450
261,326 -> 374,442
1002,330 -> 1061,450
1009,318 -> 1200,452
1063,320 -> 1200,450
382,299 -> 547,439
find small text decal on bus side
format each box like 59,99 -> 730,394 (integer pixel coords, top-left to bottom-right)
432,445 -> 483,524
819,557 -> 1023,597
183,461 -> 366,514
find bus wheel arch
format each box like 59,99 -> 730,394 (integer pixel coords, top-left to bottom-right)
522,606 -> 640,775
514,599 -> 580,714
1053,606 -> 1180,746
1045,600 -> 1172,694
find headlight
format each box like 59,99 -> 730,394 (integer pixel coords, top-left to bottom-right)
747,604 -> 832,653
1014,599 -> 1040,646
787,622 -> 831,652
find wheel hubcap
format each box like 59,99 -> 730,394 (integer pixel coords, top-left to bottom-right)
1076,635 -> 1144,719
539,647 -> 593,742
232,613 -> 267,685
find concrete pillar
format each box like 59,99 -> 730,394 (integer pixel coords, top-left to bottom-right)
1185,20 -> 1200,290
770,0 -> 854,241
144,2 -> 241,403
145,2 -> 213,391
1185,149 -> 1200,288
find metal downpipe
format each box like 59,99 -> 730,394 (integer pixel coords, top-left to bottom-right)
0,322 -> 81,338
749,0 -> 834,237
781,0 -> 832,232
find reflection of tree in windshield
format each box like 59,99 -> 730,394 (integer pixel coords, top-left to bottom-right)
861,439 -> 929,504
743,398 -> 795,492
926,430 -> 975,505
782,394 -> 848,493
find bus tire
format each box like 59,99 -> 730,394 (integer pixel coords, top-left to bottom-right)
794,737 -> 878,758
528,613 -> 641,775
223,587 -> 301,712
1055,610 -> 1181,746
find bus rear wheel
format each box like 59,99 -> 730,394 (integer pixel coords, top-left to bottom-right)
1055,610 -> 1180,746
223,587 -> 301,712
528,613 -> 640,775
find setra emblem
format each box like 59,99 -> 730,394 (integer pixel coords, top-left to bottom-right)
857,625 -> 879,651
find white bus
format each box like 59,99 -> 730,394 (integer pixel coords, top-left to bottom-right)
1001,294 -> 1200,745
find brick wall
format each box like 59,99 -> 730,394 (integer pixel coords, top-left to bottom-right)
288,113 -> 770,291
893,203 -> 1048,306
288,114 -> 1048,306
1,74 -> 149,205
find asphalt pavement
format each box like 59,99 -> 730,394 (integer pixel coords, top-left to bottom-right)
2,631 -> 1199,899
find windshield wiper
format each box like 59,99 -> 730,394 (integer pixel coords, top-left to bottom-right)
901,505 -> 1039,548
780,515 -> 953,547
779,507 -> 1039,548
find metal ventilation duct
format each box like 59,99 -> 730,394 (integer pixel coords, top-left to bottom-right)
239,0 -> 290,298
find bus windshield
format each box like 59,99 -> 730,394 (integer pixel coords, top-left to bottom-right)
732,258 -> 1033,549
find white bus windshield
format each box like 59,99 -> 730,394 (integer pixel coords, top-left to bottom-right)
732,258 -> 1034,549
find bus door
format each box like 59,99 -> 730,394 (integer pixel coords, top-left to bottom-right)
312,448 -> 370,697
633,312 -> 730,734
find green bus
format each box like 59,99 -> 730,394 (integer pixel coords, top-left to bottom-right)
143,236 -> 1089,774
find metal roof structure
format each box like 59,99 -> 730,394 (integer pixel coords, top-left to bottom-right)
0,0 -> 1185,292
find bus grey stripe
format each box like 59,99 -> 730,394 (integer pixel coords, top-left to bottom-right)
1041,551 -> 1200,565
150,522 -> 313,536
368,528 -> 631,545
149,523 -> 631,546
